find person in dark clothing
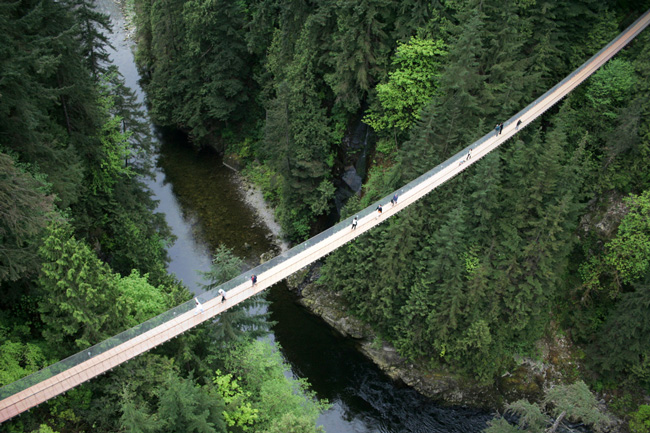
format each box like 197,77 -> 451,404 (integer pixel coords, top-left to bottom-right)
466,148 -> 472,160
376,204 -> 383,219
499,123 -> 504,135
391,194 -> 398,206
251,275 -> 257,286
495,124 -> 500,137
516,119 -> 522,130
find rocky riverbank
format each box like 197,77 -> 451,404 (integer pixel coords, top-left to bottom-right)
285,263 -> 588,410
227,164 -> 289,254
229,161 -> 586,411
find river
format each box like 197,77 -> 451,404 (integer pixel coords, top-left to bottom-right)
98,1 -> 491,431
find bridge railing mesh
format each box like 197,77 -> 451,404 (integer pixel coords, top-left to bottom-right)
2,8 -> 648,404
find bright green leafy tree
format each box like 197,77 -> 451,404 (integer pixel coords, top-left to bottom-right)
364,37 -> 447,134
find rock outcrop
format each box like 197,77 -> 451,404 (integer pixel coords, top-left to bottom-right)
288,263 -> 580,409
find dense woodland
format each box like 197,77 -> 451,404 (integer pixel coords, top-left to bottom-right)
131,0 -> 650,431
2,0 -> 650,432
0,1 -> 326,432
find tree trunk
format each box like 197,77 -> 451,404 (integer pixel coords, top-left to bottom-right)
547,410 -> 566,433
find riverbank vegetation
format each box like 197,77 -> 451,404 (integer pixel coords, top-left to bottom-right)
131,0 -> 650,429
0,1 -> 325,431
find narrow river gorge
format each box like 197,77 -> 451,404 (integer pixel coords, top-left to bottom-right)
99,1 -> 491,431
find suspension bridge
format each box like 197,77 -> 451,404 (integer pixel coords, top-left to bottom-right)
1,8 -> 649,424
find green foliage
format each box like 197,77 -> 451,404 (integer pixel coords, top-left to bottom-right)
605,191 -> 650,286
120,374 -> 227,433
199,245 -> 272,345
584,59 -> 637,120
0,340 -> 50,386
364,37 -> 447,134
326,0 -> 392,113
38,221 -> 124,351
580,190 -> 650,296
483,417 -> 522,433
266,32 -> 336,240
309,179 -> 336,216
263,412 -> 324,433
222,340 -> 328,433
116,270 -> 171,326
0,152 -> 54,283
213,370 -> 259,430
38,221 -> 171,352
484,381 -> 610,433
157,375 -> 226,433
67,0 -> 113,77
241,162 -> 281,205
0,316 -> 54,386
92,81 -> 134,195
31,425 -> 59,433
136,0 -> 254,145
630,405 -> 650,433
589,273 -> 650,388
544,381 -> 611,432
200,244 -> 244,287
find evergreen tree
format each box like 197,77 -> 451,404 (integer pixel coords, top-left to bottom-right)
120,374 -> 227,433
64,0 -> 113,78
178,0 -> 252,143
398,6 -> 486,182
146,0 -> 186,126
326,0 -> 392,113
37,221 -> 125,351
0,0 -> 86,208
265,23 -> 336,240
103,66 -> 154,175
0,153 -> 54,284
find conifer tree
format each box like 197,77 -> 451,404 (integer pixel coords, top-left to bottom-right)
121,374 -> 227,433
64,0 -> 113,78
0,153 -> 54,284
178,0 -> 252,143
398,6 -> 486,182
37,221 -> 125,351
146,0 -> 186,126
264,21 -> 336,240
327,0 -> 392,112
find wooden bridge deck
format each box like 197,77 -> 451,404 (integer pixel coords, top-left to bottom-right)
1,8 -> 649,424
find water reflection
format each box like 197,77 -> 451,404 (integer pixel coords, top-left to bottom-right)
154,128 -> 273,265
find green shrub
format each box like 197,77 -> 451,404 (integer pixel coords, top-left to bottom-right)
630,405 -> 650,433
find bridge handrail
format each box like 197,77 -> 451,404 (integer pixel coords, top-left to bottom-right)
1,7 -> 649,404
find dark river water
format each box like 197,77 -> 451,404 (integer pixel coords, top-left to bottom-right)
99,1 -> 492,431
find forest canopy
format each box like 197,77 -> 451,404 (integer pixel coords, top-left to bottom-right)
2,0 -> 650,431
0,0 -> 326,431
132,0 -> 650,429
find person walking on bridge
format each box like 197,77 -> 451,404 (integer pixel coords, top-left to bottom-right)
499,123 -> 504,135
195,297 -> 204,314
251,275 -> 257,286
495,124 -> 500,137
218,289 -> 226,303
351,216 -> 358,230
391,193 -> 398,206
376,204 -> 383,219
